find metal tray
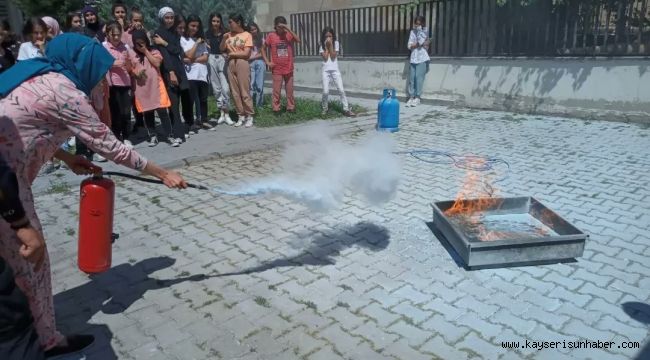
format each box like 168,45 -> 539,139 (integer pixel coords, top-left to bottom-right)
431,197 -> 587,268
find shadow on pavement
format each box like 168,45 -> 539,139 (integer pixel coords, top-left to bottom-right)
622,302 -> 650,360
53,256 -> 207,359
215,221 -> 390,276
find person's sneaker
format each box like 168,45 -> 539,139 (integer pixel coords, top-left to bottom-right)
184,133 -> 190,140
412,98 -> 421,107
124,140 -> 133,149
166,137 -> 178,147
344,110 -> 356,117
405,98 -> 413,107
189,125 -> 200,134
93,153 -> 107,162
44,334 -> 95,359
148,135 -> 159,147
223,113 -> 234,125
175,137 -> 184,144
201,122 -> 213,130
234,118 -> 244,127
244,116 -> 254,128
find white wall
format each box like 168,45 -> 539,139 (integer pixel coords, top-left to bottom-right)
294,57 -> 650,121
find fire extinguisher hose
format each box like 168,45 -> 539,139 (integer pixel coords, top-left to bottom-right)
101,171 -> 209,190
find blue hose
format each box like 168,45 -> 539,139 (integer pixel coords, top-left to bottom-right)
393,150 -> 510,181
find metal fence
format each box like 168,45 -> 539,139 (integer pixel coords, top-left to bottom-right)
290,0 -> 650,57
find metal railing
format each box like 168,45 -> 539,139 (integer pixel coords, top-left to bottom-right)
290,0 -> 650,57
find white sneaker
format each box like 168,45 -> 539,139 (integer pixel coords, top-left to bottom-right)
234,118 -> 244,127
217,111 -> 226,124
184,133 -> 190,140
224,113 -> 234,125
123,140 -> 133,149
405,98 -> 414,107
412,98 -> 420,107
244,116 -> 254,128
93,153 -> 107,162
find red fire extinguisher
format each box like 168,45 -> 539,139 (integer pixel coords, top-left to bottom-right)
78,175 -> 115,273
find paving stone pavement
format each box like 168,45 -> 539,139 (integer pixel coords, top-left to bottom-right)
37,99 -> 650,359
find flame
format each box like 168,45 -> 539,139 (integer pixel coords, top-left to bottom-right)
444,157 -> 504,241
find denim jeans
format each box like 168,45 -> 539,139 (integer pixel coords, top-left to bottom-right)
249,59 -> 266,107
408,61 -> 428,98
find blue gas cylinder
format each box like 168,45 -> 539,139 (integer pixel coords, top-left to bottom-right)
377,88 -> 399,132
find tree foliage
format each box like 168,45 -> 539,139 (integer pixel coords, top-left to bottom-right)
97,0 -> 254,31
12,0 -> 254,31
12,0 -> 84,20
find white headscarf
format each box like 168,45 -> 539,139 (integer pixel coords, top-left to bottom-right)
158,7 -> 174,21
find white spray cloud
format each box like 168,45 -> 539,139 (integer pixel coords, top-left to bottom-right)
215,122 -> 401,211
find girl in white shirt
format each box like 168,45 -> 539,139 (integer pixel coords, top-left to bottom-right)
17,18 -> 48,61
319,27 -> 354,117
181,15 -> 211,132
406,16 -> 430,107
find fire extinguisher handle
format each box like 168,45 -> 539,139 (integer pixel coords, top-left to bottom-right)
101,171 -> 208,191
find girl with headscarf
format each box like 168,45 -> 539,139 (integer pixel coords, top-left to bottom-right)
41,16 -> 62,40
81,5 -> 105,42
0,33 -> 187,357
152,7 -> 188,145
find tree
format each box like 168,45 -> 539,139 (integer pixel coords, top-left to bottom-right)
96,0 -> 254,31
12,0 -> 84,20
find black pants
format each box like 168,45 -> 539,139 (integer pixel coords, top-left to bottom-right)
0,259 -> 44,360
0,325 -> 43,360
133,97 -> 144,129
180,88 -> 194,132
189,80 -> 209,125
143,108 -> 175,139
165,85 -> 187,139
109,86 -> 132,142
75,138 -> 92,159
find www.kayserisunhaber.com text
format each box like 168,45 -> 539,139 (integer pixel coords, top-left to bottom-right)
501,340 -> 640,350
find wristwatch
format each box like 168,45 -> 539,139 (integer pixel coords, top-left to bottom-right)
10,216 -> 30,230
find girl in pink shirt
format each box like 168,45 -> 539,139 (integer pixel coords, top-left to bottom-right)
132,29 -> 183,147
103,21 -> 141,146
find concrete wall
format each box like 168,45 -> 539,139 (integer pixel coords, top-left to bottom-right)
253,0 -> 409,31
294,57 -> 650,122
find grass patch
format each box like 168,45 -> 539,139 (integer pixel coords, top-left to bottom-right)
297,300 -> 317,311
150,196 -> 161,205
336,301 -> 350,308
170,245 -> 180,251
65,227 -> 75,236
268,284 -> 277,291
338,284 -> 353,291
207,94 -> 366,128
254,296 -> 270,308
47,182 -> 71,194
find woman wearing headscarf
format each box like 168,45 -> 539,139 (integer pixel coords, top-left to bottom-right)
81,5 -> 105,42
152,7 -> 188,145
41,16 -> 62,40
0,33 -> 187,357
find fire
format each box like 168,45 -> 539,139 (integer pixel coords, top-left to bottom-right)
444,157 -> 504,241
